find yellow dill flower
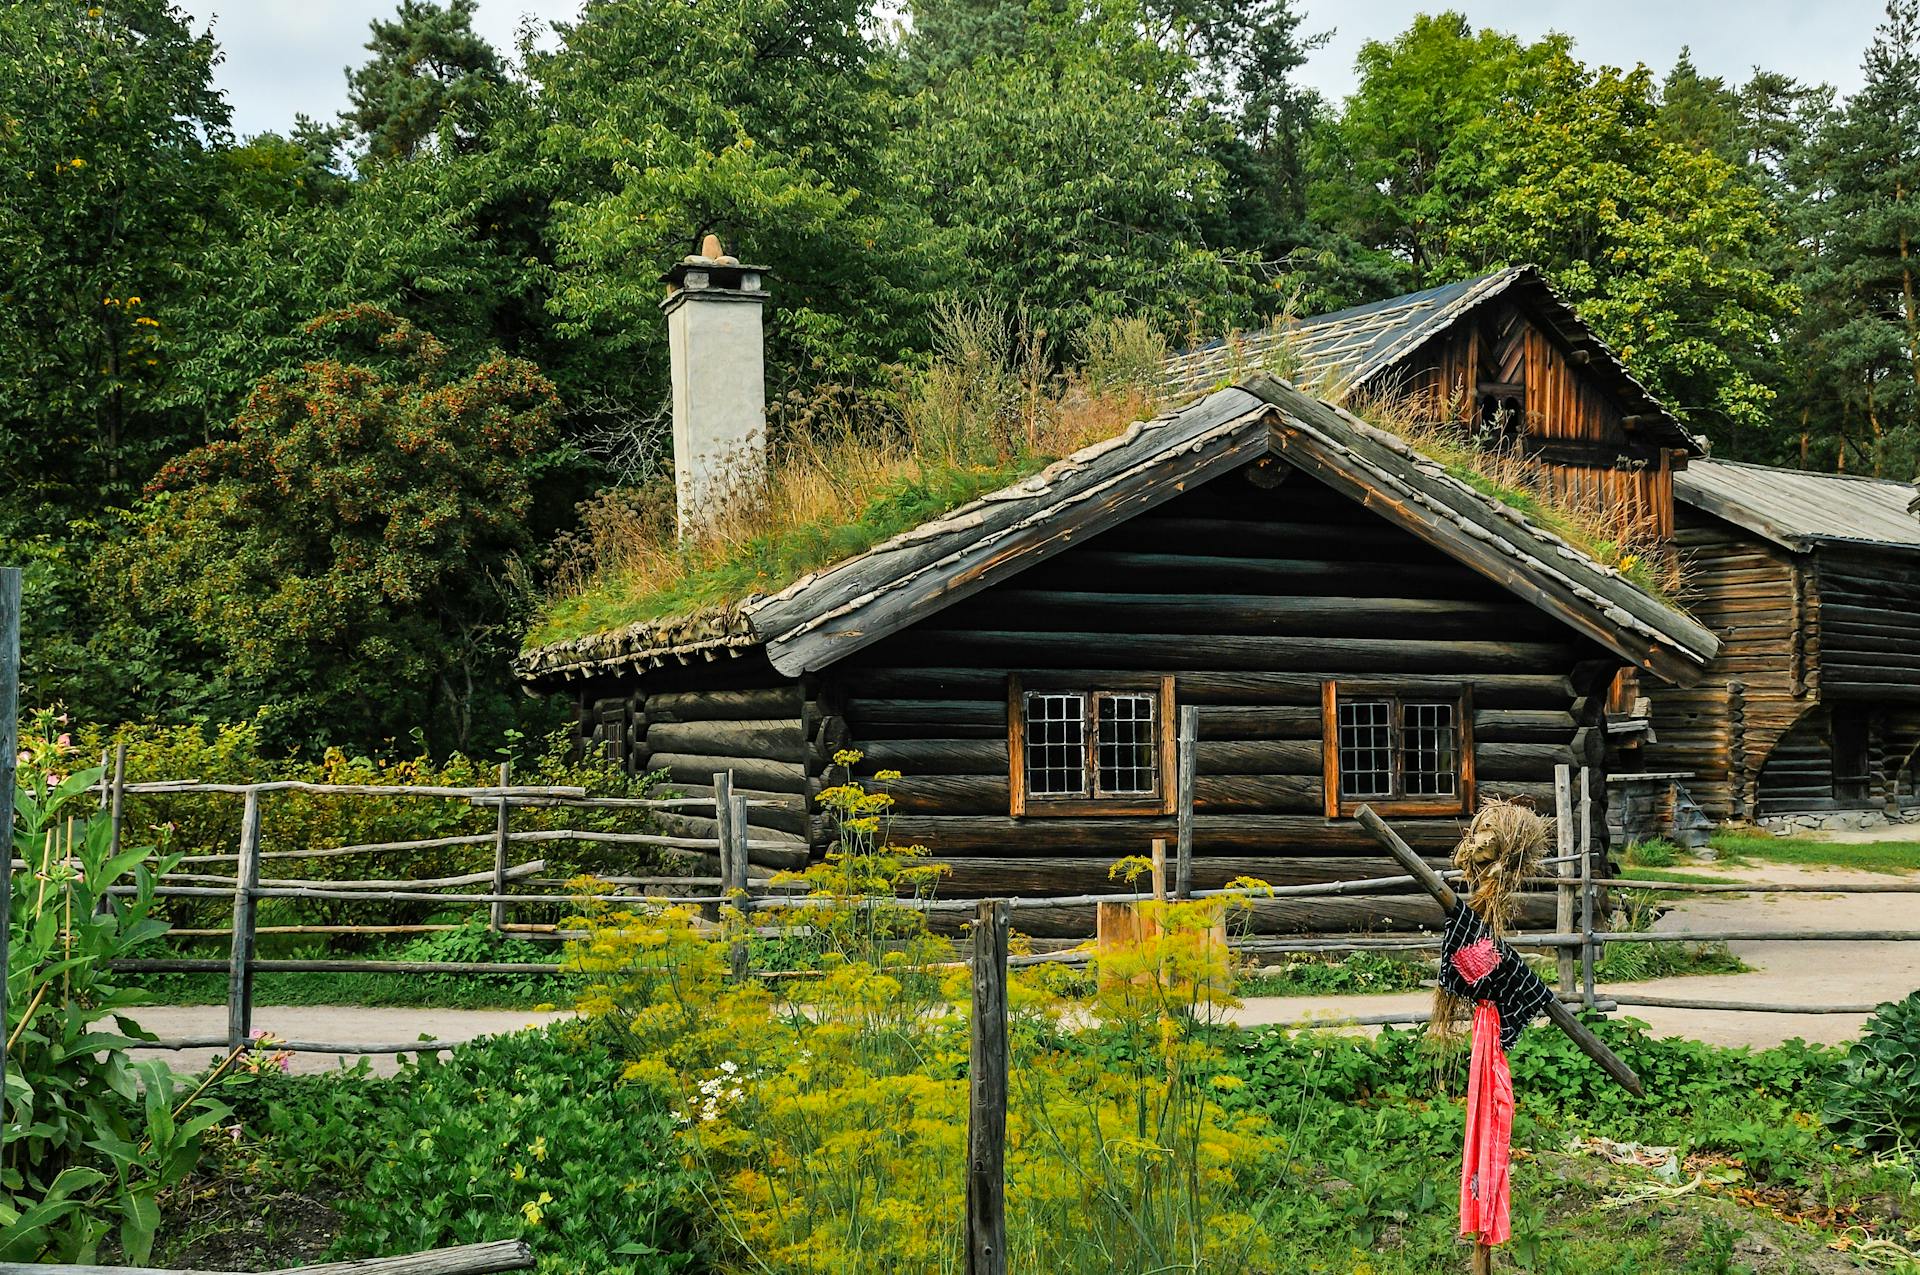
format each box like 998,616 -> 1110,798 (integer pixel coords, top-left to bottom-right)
529,1135 -> 547,1162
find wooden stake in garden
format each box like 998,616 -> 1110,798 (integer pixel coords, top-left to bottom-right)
966,899 -> 1010,1275
0,566 -> 20,1136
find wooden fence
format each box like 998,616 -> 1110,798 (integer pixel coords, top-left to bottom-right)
76,738 -> 1920,1057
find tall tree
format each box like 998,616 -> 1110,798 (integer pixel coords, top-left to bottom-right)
0,0 -> 230,524
1314,13 -> 1568,289
1446,54 -> 1796,450
1781,0 -> 1920,473
537,0 -> 947,398
345,0 -> 504,163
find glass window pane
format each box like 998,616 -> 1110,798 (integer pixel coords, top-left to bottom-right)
1337,699 -> 1393,798
1097,693 -> 1157,795
1402,701 -> 1457,797
1025,692 -> 1087,796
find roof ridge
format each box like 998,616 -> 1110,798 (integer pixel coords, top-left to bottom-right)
1690,457 -> 1917,488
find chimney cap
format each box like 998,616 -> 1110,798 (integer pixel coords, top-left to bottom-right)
660,234 -> 770,301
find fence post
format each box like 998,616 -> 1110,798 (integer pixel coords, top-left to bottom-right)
490,761 -> 511,932
227,786 -> 264,1051
1580,766 -> 1597,1011
0,567 -> 21,1133
728,791 -> 750,979
1175,706 -> 1197,900
966,899 -> 1010,1275
710,770 -> 734,926
108,742 -> 126,861
1553,764 -> 1576,997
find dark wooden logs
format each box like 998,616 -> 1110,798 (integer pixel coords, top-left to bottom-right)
651,753 -> 807,794
884,814 -> 1473,855
842,667 -> 1573,710
644,719 -> 808,762
894,631 -> 1578,675
929,854 -> 1451,896
645,686 -> 802,722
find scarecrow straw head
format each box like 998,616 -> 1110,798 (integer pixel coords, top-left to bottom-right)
1452,799 -> 1551,934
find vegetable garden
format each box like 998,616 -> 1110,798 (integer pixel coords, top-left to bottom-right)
7,718 -> 1920,1272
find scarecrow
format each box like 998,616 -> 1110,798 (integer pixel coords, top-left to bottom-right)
1356,802 -> 1643,1273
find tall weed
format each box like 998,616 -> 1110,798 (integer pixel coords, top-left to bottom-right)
564,757 -> 1274,1273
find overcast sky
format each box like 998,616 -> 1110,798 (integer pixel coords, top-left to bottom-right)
176,0 -> 1890,140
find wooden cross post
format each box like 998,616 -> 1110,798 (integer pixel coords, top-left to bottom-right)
1354,804 -> 1643,1097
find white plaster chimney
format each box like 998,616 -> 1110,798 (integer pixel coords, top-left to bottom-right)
661,234 -> 770,539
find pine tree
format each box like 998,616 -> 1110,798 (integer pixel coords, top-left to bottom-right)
1784,0 -> 1920,473
345,0 -> 503,163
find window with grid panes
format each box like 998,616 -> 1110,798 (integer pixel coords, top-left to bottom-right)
1013,680 -> 1170,811
1331,691 -> 1462,804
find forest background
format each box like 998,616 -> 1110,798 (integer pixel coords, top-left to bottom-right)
4,0 -> 1917,757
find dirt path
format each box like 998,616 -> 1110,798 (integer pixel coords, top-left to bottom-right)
1597,859 -> 1920,1047
130,1005 -> 569,1077
131,859 -> 1920,1072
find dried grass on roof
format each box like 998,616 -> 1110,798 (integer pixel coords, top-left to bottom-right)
527,307 -> 1170,648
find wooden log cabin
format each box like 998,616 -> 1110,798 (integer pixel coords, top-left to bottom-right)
518,272 -> 1718,933
1637,460 -> 1920,829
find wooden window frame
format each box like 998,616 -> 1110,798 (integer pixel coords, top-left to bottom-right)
1009,674 -> 1176,817
1321,680 -> 1475,818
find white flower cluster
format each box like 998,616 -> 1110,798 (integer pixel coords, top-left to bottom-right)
671,1059 -> 747,1125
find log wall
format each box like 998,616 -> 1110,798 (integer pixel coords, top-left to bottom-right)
1812,547 -> 1920,701
1755,705 -> 1920,813
813,466 -> 1615,928
1640,526 -> 1920,819
1640,512 -> 1812,820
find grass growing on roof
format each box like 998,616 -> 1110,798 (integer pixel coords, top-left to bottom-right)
527,306 -> 1170,649
530,460 -> 1036,645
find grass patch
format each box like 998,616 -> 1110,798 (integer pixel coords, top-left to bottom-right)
1711,828 -> 1920,874
1238,950 -> 1432,997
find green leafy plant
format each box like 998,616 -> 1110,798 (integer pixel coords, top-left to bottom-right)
0,718 -> 230,1262
1825,991 -> 1920,1153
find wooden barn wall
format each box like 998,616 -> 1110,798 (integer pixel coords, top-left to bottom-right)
811,466 -> 1615,933
1641,511 -> 1813,820
1379,310 -> 1676,539
1756,705 -> 1920,813
1811,547 -> 1920,703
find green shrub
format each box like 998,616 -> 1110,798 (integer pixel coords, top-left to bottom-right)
220,1028 -> 704,1274
72,718 -> 666,932
1825,991 -> 1920,1152
1625,837 -> 1679,867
